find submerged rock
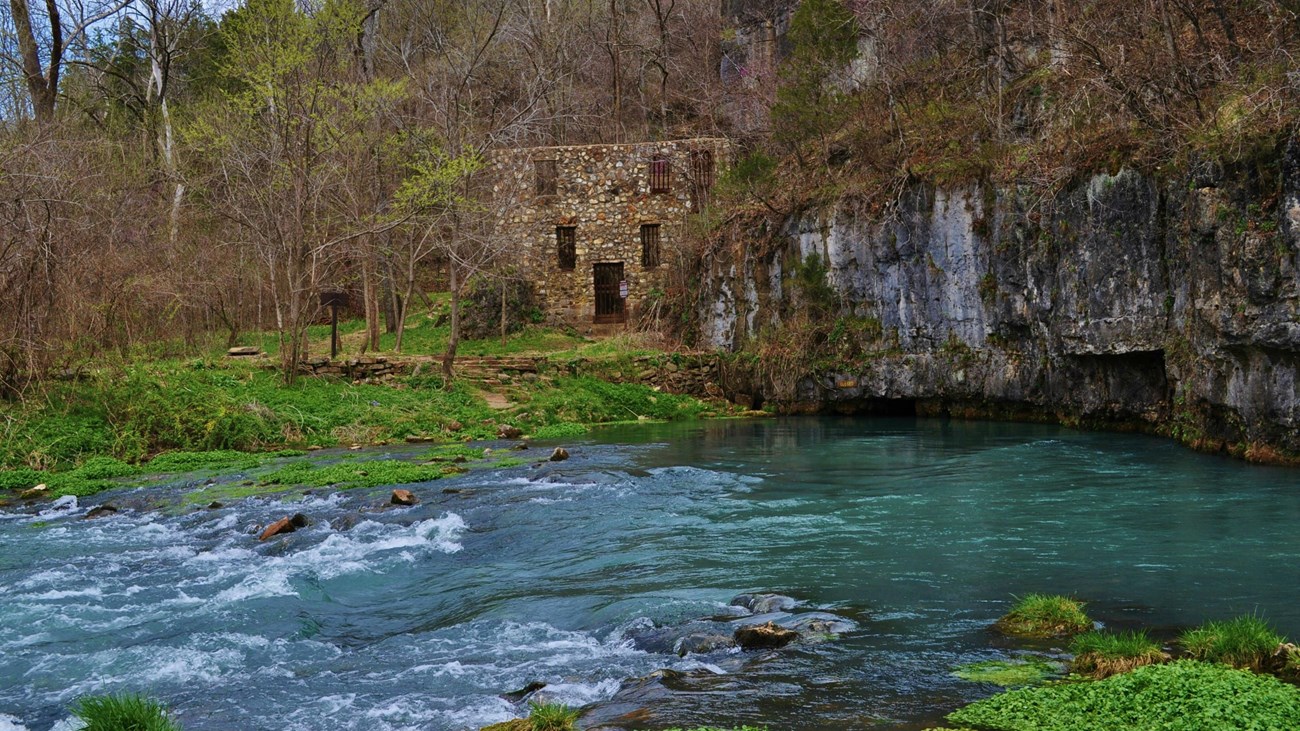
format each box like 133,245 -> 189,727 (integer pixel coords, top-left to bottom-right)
776,611 -> 857,637
391,489 -> 418,506
331,514 -> 363,532
500,681 -> 546,703
83,504 -> 118,520
734,621 -> 799,650
731,593 -> 797,614
674,631 -> 736,656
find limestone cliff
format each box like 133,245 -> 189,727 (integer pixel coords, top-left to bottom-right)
700,144 -> 1300,460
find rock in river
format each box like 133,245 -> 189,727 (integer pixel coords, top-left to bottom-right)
734,621 -> 799,650
731,592 -> 797,614
391,489 -> 418,506
260,513 -> 310,541
83,504 -> 118,520
549,447 -> 570,462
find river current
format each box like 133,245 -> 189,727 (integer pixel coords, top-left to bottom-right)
2,417 -> 1299,730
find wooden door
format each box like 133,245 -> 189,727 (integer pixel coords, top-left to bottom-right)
593,262 -> 625,323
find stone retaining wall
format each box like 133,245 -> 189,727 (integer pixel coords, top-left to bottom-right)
296,353 -> 728,400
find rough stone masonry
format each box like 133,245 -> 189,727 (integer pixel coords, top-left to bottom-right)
491,138 -> 730,327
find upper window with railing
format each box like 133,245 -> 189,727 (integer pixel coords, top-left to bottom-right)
649,154 -> 671,194
690,149 -> 715,211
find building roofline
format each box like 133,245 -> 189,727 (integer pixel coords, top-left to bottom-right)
490,137 -> 730,155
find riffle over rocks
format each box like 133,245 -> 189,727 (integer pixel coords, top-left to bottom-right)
699,143 -> 1300,461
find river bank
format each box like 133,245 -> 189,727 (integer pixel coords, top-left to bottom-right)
0,324 -> 753,506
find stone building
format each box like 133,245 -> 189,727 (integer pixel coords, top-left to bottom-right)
490,138 -> 729,327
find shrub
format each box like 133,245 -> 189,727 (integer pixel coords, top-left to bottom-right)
946,660 -> 1300,731
1069,630 -> 1169,679
526,702 -> 579,731
1179,615 -> 1286,672
459,275 -> 540,340
71,693 -> 181,731
993,594 -> 1091,638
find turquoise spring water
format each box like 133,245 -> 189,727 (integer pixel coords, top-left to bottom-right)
2,417 -> 1299,730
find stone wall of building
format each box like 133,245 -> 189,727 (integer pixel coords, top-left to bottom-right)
491,138 -> 730,327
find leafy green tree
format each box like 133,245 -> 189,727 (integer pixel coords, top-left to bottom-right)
770,0 -> 858,163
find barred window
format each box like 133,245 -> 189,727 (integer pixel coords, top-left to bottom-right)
691,149 -> 714,187
649,154 -> 671,194
640,224 -> 661,268
690,149 -> 714,211
556,226 -> 576,270
536,159 -> 558,196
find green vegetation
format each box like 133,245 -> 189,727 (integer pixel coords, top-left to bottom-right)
952,657 -> 1063,687
71,693 -> 182,731
993,594 -> 1092,638
1179,615 -> 1287,672
525,702 -> 580,731
0,317 -> 724,501
946,660 -> 1300,731
771,0 -> 858,154
1069,630 -> 1169,679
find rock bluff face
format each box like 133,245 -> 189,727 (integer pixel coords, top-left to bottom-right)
700,144 -> 1300,458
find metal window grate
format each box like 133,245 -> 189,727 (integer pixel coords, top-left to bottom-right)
649,154 -> 671,194
536,159 -> 558,196
690,149 -> 714,211
640,224 -> 661,268
556,226 -> 576,270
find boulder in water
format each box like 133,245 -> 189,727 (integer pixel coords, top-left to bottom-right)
19,484 -> 48,499
500,681 -> 546,703
83,504 -> 118,520
391,489 -> 418,506
549,447 -> 570,462
260,513 -> 308,541
734,621 -> 799,650
674,631 -> 737,656
730,593 -> 796,614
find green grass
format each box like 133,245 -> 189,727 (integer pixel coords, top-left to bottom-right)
528,422 -> 591,441
257,459 -> 451,490
1180,615 -> 1286,671
1,304 -> 717,501
526,702 -> 580,731
1069,630 -> 1169,678
946,660 -> 1300,731
71,693 -> 181,731
994,594 -> 1092,638
952,657 -> 1063,687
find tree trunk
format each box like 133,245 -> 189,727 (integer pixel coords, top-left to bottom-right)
441,261 -> 460,380
361,240 -> 381,352
9,0 -> 61,124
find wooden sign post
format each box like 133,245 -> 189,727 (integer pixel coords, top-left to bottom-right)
320,289 -> 349,359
